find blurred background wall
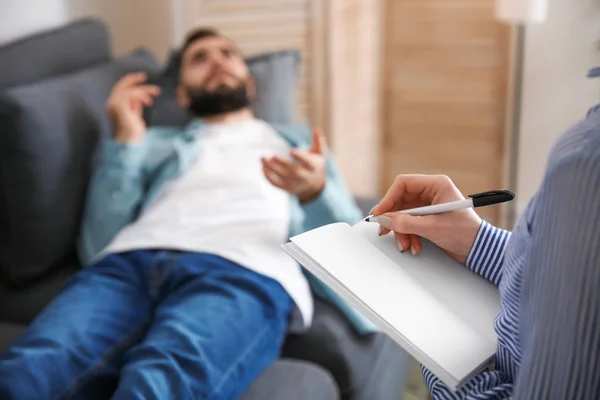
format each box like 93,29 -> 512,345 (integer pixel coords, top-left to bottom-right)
0,0 -> 175,61
0,0 -> 71,45
2,0 -> 600,229
516,0 -> 600,217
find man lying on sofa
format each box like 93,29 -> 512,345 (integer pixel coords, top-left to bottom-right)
0,28 -> 363,400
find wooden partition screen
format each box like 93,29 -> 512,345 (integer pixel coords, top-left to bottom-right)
381,0 -> 511,225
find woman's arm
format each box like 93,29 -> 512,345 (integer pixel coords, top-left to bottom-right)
513,149 -> 600,399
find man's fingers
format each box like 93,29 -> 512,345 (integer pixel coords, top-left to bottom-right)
126,86 -> 161,108
115,72 -> 148,89
130,86 -> 161,100
128,93 -> 152,109
262,163 -> 286,189
262,157 -> 295,180
310,128 -> 327,155
271,155 -> 296,169
138,93 -> 154,107
290,149 -> 315,170
137,84 -> 161,96
270,156 -> 299,178
264,171 -> 285,189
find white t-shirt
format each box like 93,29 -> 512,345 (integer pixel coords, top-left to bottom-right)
103,119 -> 312,331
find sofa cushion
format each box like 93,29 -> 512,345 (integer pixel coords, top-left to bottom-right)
241,360 -> 339,400
143,49 -> 301,127
282,297 -> 397,397
0,18 -> 111,90
0,260 -> 78,324
247,50 -> 301,124
0,49 -> 160,286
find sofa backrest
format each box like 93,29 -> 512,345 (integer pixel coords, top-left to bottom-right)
0,18 -> 161,287
0,18 -> 111,90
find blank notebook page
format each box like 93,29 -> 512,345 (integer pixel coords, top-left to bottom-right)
290,221 -> 500,387
353,221 -> 500,341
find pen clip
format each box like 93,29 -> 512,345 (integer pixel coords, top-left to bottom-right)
468,190 -> 515,207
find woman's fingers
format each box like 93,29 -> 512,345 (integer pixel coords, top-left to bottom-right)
394,233 -> 421,255
372,174 -> 432,215
378,225 -> 391,236
394,233 -> 411,252
371,174 -> 460,216
409,235 -> 422,256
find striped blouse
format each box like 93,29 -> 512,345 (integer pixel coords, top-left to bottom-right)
422,107 -> 600,399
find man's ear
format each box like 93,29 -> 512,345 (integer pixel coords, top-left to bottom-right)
176,84 -> 189,109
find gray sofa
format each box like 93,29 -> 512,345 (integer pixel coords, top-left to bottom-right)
0,19 -> 413,399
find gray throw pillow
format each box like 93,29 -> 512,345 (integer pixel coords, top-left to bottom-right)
143,49 -> 301,127
0,49 -> 161,286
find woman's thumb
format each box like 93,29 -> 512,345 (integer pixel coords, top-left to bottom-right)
375,213 -> 431,237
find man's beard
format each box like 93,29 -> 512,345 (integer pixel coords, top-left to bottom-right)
184,81 -> 251,118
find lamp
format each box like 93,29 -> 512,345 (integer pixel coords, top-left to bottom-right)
496,0 -> 548,24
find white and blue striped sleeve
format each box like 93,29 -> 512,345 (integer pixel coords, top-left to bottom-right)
466,221 -> 511,286
512,149 -> 600,399
422,365 -> 512,400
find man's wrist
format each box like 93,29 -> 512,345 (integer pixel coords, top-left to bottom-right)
111,116 -> 145,144
102,138 -> 146,170
298,181 -> 326,204
114,130 -> 143,144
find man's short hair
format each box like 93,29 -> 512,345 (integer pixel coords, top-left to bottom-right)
180,28 -> 221,59
178,27 -> 240,70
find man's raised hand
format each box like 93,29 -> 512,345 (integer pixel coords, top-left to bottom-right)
262,128 -> 327,203
106,72 -> 160,143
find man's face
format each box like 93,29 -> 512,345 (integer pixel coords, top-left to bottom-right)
177,35 -> 253,117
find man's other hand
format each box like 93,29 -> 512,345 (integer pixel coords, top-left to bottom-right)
262,128 -> 327,203
106,72 -> 161,143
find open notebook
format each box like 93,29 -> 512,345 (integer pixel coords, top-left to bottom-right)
282,220 -> 500,390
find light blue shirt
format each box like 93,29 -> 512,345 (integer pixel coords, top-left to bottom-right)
77,119 -> 377,335
423,107 -> 600,398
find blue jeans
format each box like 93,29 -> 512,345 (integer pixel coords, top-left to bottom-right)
0,250 -> 292,400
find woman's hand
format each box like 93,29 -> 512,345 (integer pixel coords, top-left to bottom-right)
371,174 -> 482,264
